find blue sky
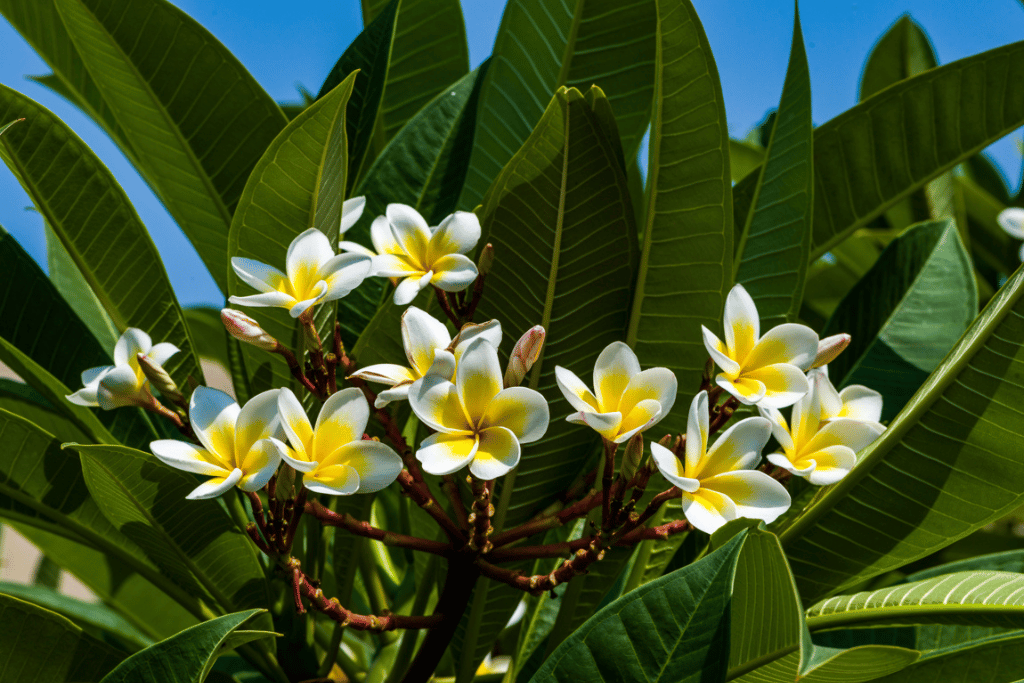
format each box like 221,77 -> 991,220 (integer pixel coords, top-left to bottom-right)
2,0 -> 1023,308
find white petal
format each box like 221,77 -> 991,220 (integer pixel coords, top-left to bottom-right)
700,470 -> 791,525
228,291 -> 296,309
402,306 -> 453,375
187,468 -> 244,500
387,203 -> 430,233
238,438 -> 284,492
809,368 -> 843,420
618,367 -> 677,430
803,445 -> 857,485
81,365 -> 112,388
339,240 -> 377,259
388,204 -> 431,259
701,326 -> 741,376
430,254 -> 478,292
428,211 -> 481,258
150,439 -> 230,476
614,399 -> 662,443
190,386 -> 240,460
701,416 -> 772,478
453,319 -> 502,353
408,375 -> 472,433
282,450 -> 319,473
684,391 -> 709,475
277,387 -> 314,458
231,257 -> 287,294
758,405 -> 795,453
767,452 -> 814,477
416,432 -> 478,475
66,387 -> 101,407
288,281 -> 328,318
469,426 -> 520,480
837,385 -> 884,423
998,207 -> 1024,239
554,366 -> 599,413
717,374 -> 766,405
789,373 -> 822,447
146,343 -> 180,367
371,215 -> 401,255
592,342 -> 640,412
319,253 -> 372,301
578,410 -> 622,440
743,363 -> 810,409
305,465 -> 360,496
374,253 -> 419,278
329,441 -> 403,493
340,196 -> 366,234
350,364 -> 418,387
424,350 -> 457,380
374,385 -> 411,408
456,337 -> 503,425
287,228 -> 333,284
650,442 -> 699,492
97,365 -> 143,409
808,419 -> 884,455
481,386 -> 549,443
681,488 -> 739,534
744,324 -> 820,372
723,284 -> 760,362
114,328 -> 152,366
313,387 -> 369,462
235,389 -> 283,458
394,272 -> 431,306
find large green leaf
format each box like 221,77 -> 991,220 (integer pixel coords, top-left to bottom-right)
457,0 -> 657,211
869,632 -> 1024,683
317,0 -> 400,192
341,63 -> 488,346
45,223 -> 119,352
44,0 -> 287,294
70,443 -> 270,619
626,0 -> 733,436
780,261 -> 1024,603
360,0 -> 469,143
528,531 -> 746,683
859,15 -> 937,101
227,74 -> 357,400
733,40 -> 1024,260
821,220 -> 977,421
734,7 -> 812,327
183,307 -> 230,370
97,609 -> 267,683
0,378 -> 88,443
0,85 -> 204,392
0,593 -> 125,682
453,85 -> 638,678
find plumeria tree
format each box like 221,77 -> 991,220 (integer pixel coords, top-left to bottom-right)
3,1 -> 1024,683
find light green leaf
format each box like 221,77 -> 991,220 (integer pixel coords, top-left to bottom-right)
729,139 -> 764,183
780,261 -> 1024,602
0,378 -> 89,443
868,632 -> 1024,683
960,174 -> 1021,279
45,0 -> 287,294
820,220 -> 977,421
457,0 -> 657,211
910,549 -> 1024,579
45,223 -> 119,352
227,74 -> 357,401
0,593 -> 125,682
734,6 -> 812,327
98,609 -> 266,683
183,307 -> 230,370
70,443 -> 271,619
0,85 -> 204,393
626,0 -> 733,435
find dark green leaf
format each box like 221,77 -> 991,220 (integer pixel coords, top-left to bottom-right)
868,632 -> 1024,683
0,378 -> 88,443
45,222 -> 119,352
859,15 -> 937,101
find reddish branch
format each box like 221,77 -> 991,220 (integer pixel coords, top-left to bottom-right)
468,477 -> 493,552
490,488 -> 603,548
476,539 -> 605,595
303,500 -> 451,555
601,438 -> 616,528
442,475 -> 469,528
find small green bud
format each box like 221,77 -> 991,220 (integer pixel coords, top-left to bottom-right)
620,433 -> 645,482
136,353 -> 183,403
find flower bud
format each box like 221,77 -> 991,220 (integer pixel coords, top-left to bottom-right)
810,333 -> 851,369
504,325 -> 545,387
221,309 -> 278,351
477,243 -> 494,276
137,353 -> 183,404
620,433 -> 645,482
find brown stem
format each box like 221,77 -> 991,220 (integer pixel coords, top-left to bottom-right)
434,286 -> 460,326
397,470 -> 464,543
304,501 -> 452,555
462,271 -> 487,322
490,488 -> 603,548
245,523 -> 271,554
283,487 -> 308,552
601,439 -> 616,529
476,539 -> 604,595
708,396 -> 739,435
468,477 -> 493,552
487,536 -> 597,562
442,475 -> 469,529
561,467 -> 597,503
274,346 -> 321,396
613,487 -> 680,542
616,518 -> 692,544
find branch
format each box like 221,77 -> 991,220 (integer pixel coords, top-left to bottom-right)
476,539 -> 605,595
304,500 -> 451,555
490,488 -> 603,548
468,477 -> 493,552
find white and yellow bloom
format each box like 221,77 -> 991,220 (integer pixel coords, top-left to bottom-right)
555,342 -> 677,444
409,337 -> 549,479
810,367 -> 884,426
340,196 -> 366,236
702,284 -> 818,408
150,387 -> 284,499
758,372 -> 884,485
66,328 -> 179,410
364,204 -> 480,306
229,228 -> 372,319
650,391 -> 790,534
276,387 -> 403,495
997,207 -> 1024,262
348,306 -> 500,408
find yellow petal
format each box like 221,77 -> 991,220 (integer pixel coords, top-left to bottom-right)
456,338 -> 503,426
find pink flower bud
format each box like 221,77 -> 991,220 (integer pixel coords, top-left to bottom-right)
810,333 -> 851,369
504,325 -> 545,387
221,309 -> 278,351
477,243 -> 495,276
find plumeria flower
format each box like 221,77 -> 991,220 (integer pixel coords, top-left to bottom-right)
810,367 -> 884,426
702,284 -> 819,408
996,207 -> 1024,262
348,307 -> 500,408
229,228 -> 372,319
340,196 -> 366,236
364,204 -> 480,306
555,342 -> 677,444
650,391 -> 790,534
409,337 -> 549,479
150,387 -> 284,499
276,387 -> 403,495
66,328 -> 179,410
758,372 -> 884,485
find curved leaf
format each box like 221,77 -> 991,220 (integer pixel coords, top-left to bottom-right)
0,593 -> 125,682
0,85 -> 204,392
47,0 -> 288,294
626,0 -> 733,435
45,223 -> 119,352
860,15 -> 937,101
868,631 -> 1024,683
781,262 -> 1024,602
734,7 -> 812,327
458,0 -> 657,211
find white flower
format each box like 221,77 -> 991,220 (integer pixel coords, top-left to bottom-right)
409,337 -> 549,479
66,328 -> 179,410
810,367 -> 884,426
340,196 -> 365,236
702,284 -> 819,408
150,387 -> 284,499
997,207 -> 1024,262
650,391 -> 791,534
229,228 -> 372,319
276,387 -> 403,495
555,342 -> 677,444
362,204 -> 480,306
348,307 -> 501,408
758,371 -> 884,486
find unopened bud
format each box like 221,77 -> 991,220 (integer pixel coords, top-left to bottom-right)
701,356 -> 715,388
477,243 -> 494,276
810,333 -> 851,369
620,433 -> 645,482
137,353 -> 183,403
504,325 -> 545,387
221,309 -> 278,351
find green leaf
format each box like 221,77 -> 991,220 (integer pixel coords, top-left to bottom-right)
867,632 -> 1024,683
227,74 -> 357,400
457,0 -> 657,211
70,443 -> 271,619
361,0 -> 469,143
0,84 -> 204,392
0,378 -> 89,443
45,0 -> 287,294
0,593 -> 125,682
0,582 -> 153,649
729,139 -> 764,183
528,530 -> 746,683
45,222 -> 119,352
733,39 -> 1024,260
317,0 -> 400,192
859,15 -> 937,101
780,261 -> 1024,603
820,220 -> 977,421
183,307 -> 231,370
960,175 -> 1021,279
734,6 -> 812,327
98,609 -> 266,683
909,549 -> 1024,579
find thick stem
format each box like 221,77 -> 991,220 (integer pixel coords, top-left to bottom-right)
433,286 -> 460,327
490,488 -> 602,548
274,346 -> 321,396
487,536 -> 598,562
442,475 -> 469,529
468,477 -> 493,552
304,501 -> 451,555
476,539 -> 604,595
613,487 -> 680,541
601,439 -> 616,529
